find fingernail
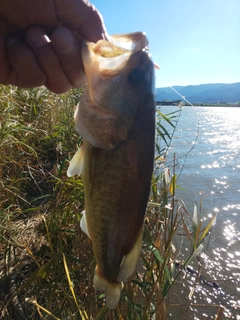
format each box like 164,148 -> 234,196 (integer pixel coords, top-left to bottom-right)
26,27 -> 50,48
51,27 -> 76,53
102,31 -> 111,42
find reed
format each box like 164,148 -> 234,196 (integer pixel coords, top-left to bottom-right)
0,85 -> 218,319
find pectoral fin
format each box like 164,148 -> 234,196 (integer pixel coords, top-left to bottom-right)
80,210 -> 91,239
67,145 -> 84,177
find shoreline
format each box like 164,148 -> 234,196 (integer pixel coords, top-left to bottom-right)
157,103 -> 240,107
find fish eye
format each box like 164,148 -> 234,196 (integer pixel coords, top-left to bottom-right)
128,68 -> 145,85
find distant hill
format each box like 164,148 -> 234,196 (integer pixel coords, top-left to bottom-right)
156,82 -> 240,104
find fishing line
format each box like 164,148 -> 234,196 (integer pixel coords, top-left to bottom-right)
155,72 -> 194,107
154,70 -> 200,180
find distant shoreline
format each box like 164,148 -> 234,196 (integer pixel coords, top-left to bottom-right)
156,101 -> 240,107
156,82 -> 240,106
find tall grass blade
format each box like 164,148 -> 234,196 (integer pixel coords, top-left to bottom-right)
62,252 -> 88,320
199,212 -> 218,244
184,244 -> 204,267
25,298 -> 60,320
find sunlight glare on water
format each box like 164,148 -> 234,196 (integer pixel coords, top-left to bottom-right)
161,106 -> 240,318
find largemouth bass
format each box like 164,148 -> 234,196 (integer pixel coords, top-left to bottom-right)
67,32 -> 155,309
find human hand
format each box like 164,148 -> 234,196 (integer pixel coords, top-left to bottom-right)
0,0 -> 108,93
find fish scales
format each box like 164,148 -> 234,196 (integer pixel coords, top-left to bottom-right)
67,32 -> 155,309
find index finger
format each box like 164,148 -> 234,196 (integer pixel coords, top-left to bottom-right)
0,0 -> 108,42
54,0 -> 109,42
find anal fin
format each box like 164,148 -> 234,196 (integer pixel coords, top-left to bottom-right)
117,227 -> 143,282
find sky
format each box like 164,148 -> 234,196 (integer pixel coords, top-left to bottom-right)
91,0 -> 240,88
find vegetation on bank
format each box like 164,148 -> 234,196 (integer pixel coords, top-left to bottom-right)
0,85 -> 226,319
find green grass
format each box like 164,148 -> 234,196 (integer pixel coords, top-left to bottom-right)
0,85 -> 220,319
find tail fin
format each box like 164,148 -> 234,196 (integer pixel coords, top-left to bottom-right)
94,269 -> 123,309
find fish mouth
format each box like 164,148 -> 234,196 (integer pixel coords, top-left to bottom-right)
110,32 -> 149,53
81,32 -> 151,75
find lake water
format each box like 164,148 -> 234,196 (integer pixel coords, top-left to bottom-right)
160,106 -> 240,319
